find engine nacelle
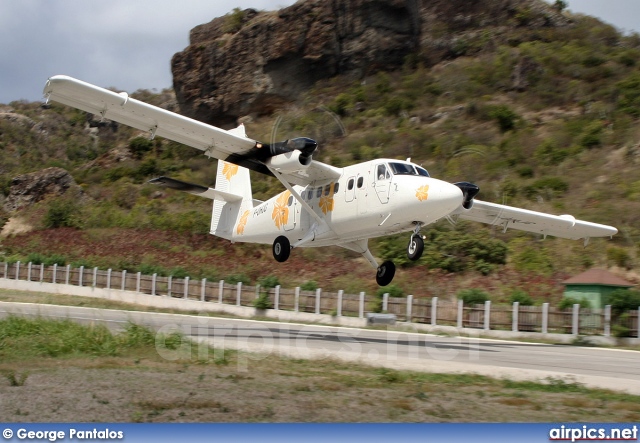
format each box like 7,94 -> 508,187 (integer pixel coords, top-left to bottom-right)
453,181 -> 480,210
266,149 -> 312,174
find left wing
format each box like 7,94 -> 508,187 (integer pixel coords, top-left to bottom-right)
43,75 -> 340,186
456,200 -> 617,242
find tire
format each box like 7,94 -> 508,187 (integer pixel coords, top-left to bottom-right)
272,236 -> 291,262
376,260 -> 396,286
407,235 -> 424,261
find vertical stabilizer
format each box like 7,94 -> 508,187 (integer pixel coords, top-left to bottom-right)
211,161 -> 253,239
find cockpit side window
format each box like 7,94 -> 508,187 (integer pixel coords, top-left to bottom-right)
376,164 -> 390,180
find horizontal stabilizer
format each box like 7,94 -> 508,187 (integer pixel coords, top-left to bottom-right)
149,176 -> 242,202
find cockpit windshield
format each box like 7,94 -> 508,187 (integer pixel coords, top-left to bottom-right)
389,162 -> 430,177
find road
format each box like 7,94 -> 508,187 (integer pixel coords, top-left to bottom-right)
2,301 -> 640,394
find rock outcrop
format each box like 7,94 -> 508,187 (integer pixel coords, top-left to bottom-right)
3,167 -> 83,212
171,0 -> 567,126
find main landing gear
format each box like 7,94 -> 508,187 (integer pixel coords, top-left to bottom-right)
376,260 -> 396,287
272,235 -> 291,262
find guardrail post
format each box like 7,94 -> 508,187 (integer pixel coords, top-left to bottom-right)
294,287 -> 300,312
15,261 -> 20,280
4,262 -> 8,279
542,303 -> 549,333
572,303 -> 580,335
121,270 -> 127,291
27,262 -> 32,282
512,301 -> 519,332
603,305 -> 611,337
107,269 -> 112,289
78,266 -> 83,286
52,263 -> 57,283
201,278 -> 207,302
184,276 -> 190,299
92,267 -> 98,288
274,285 -> 280,310
167,276 -> 172,297
382,293 -> 389,312
337,290 -> 343,317
406,294 -> 413,323
359,292 -> 365,319
484,300 -> 491,331
236,282 -> 242,306
136,272 -> 141,293
315,288 -> 322,314
218,280 -> 224,303
65,264 -> 70,285
431,296 -> 438,326
151,273 -> 157,296
457,299 -> 463,328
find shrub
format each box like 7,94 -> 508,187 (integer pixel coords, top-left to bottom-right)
509,290 -> 534,306
44,198 -> 83,229
258,275 -> 280,290
128,137 -> 153,159
558,296 -> 591,310
300,280 -> 318,291
253,293 -> 272,310
376,284 -> 404,299
608,289 -> 640,317
488,105 -> 519,132
457,288 -> 490,306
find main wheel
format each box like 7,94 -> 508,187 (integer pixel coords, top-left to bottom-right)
407,235 -> 424,261
376,260 -> 396,286
272,236 -> 291,262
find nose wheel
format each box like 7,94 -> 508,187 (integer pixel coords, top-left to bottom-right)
376,260 -> 396,286
407,234 -> 424,261
273,235 -> 291,262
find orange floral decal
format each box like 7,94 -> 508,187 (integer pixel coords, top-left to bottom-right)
319,183 -> 336,214
222,162 -> 239,181
236,210 -> 249,235
272,191 -> 291,229
416,185 -> 429,202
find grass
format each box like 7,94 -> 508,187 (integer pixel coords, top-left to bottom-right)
2,294 -> 640,421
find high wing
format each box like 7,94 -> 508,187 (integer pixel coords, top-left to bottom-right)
456,199 -> 617,242
43,75 -> 341,186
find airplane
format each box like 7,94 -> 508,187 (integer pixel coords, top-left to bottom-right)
43,75 -> 618,286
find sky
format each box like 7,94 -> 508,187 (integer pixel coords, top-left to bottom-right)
1,1 -> 639,105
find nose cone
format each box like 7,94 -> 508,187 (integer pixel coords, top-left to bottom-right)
432,180 -> 464,215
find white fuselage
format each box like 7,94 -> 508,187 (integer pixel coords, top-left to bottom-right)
233,159 -> 463,248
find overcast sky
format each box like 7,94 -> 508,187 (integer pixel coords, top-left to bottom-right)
1,1 -> 639,104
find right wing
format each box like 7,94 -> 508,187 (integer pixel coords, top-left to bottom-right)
43,75 -> 341,186
457,199 -> 617,241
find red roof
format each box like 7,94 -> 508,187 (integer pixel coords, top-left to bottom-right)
563,269 -> 634,287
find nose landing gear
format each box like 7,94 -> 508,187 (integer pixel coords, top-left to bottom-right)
407,224 -> 424,261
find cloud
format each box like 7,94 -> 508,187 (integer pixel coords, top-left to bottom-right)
0,1 -> 294,104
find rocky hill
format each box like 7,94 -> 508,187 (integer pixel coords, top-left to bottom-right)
171,0 -> 567,126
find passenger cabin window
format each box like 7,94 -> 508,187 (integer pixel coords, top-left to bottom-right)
348,179 -> 354,190
324,184 -> 331,196
333,182 -> 340,194
316,187 -> 323,198
357,177 -> 364,188
287,195 -> 294,206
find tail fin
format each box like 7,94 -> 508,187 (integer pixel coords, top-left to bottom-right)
211,161 -> 253,239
